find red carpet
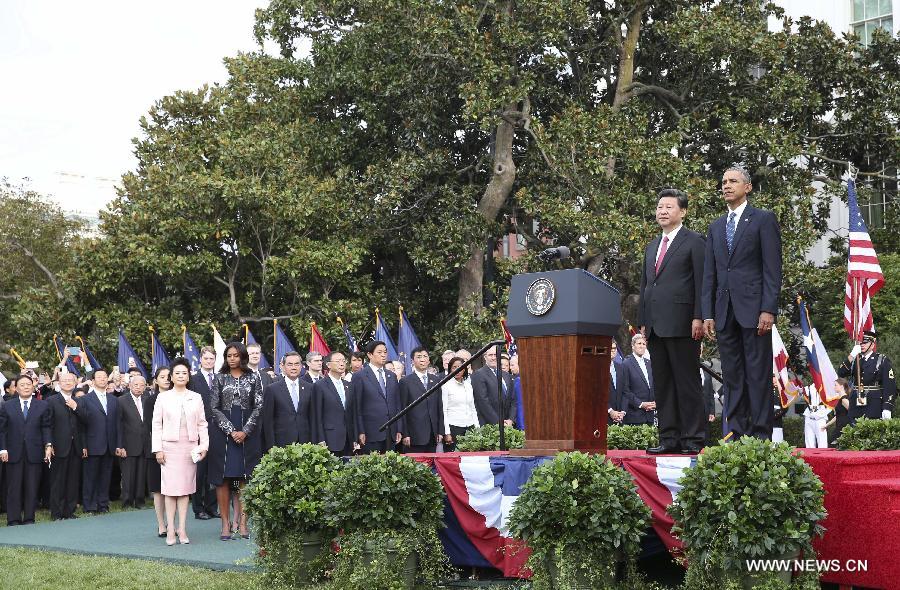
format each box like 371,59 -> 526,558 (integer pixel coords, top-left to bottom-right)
799,449 -> 900,589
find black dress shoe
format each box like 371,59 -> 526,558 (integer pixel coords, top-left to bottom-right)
681,445 -> 703,455
195,512 -> 211,520
209,510 -> 221,519
647,445 -> 680,455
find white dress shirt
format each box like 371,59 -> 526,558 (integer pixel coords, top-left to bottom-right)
655,223 -> 683,264
441,379 -> 479,433
727,199 -> 749,226
329,375 -> 347,408
633,353 -> 650,386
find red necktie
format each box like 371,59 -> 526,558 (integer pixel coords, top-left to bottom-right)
655,235 -> 669,275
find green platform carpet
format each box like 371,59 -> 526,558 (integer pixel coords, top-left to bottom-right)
0,509 -> 256,571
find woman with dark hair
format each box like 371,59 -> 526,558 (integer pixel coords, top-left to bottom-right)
208,342 -> 264,540
152,358 -> 208,545
441,356 -> 479,452
145,366 -> 171,537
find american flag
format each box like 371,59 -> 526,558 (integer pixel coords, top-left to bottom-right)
843,178 -> 884,342
500,318 -> 517,356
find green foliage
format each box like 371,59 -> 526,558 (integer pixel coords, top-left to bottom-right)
835,418 -> 900,450
455,424 -> 525,451
607,424 -> 659,450
710,416 -> 807,449
325,452 -> 448,589
669,438 -> 826,583
243,444 -> 341,587
325,452 -> 444,533
508,452 -> 651,588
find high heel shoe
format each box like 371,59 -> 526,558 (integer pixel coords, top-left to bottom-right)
177,530 -> 190,545
166,533 -> 176,546
157,529 -> 167,538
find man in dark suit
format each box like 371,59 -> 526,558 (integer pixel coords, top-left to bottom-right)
607,340 -> 626,425
399,347 -> 443,453
300,352 -> 325,384
76,369 -> 118,513
620,334 -> 656,425
702,166 -> 782,440
47,372 -> 82,520
351,341 -> 404,454
313,351 -> 357,456
263,351 -> 314,449
247,343 -> 275,388
471,348 -> 517,428
188,346 -> 219,520
639,188 -> 707,454
0,374 -> 52,525
116,373 -> 150,508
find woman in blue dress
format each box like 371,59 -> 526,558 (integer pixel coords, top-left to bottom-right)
207,342 -> 264,540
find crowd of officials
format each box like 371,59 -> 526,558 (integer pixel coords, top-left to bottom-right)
0,339 -> 521,545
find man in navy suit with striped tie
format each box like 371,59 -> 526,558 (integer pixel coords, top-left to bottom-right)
702,166 -> 782,440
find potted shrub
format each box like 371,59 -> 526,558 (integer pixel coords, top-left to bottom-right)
456,424 -> 525,451
669,438 -> 826,589
507,451 -> 651,589
325,452 -> 448,590
836,417 -> 900,450
243,443 -> 341,587
607,424 -> 659,450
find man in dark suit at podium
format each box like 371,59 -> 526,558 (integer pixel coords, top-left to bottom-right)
639,188 -> 707,454
472,348 -> 517,428
620,334 -> 655,425
702,166 -> 782,440
399,347 -> 444,453
314,352 -> 357,456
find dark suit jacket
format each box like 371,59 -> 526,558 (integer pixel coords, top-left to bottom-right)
313,377 -> 355,452
300,373 -> 325,385
117,394 -> 150,457
639,228 -> 705,337
254,369 -> 275,389
471,366 -> 517,427
399,372 -> 444,446
47,393 -> 82,458
76,390 -> 118,456
701,204 -> 782,330
262,378 -> 313,449
608,362 -> 627,412
188,372 -> 216,420
351,364 -> 403,443
0,398 -> 52,463
621,355 -> 654,425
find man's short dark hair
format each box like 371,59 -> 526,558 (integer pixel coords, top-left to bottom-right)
351,351 -> 366,361
127,367 -> 144,376
411,345 -> 429,357
325,351 -> 346,363
282,350 -> 302,363
366,340 -> 386,355
658,188 -> 688,210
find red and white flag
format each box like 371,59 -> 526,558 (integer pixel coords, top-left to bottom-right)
843,178 -> 884,342
772,325 -> 797,408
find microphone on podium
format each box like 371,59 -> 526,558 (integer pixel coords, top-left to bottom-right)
537,246 -> 570,261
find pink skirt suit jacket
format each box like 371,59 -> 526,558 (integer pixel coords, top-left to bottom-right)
151,390 -> 209,496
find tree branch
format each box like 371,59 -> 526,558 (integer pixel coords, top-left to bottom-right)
9,240 -> 63,299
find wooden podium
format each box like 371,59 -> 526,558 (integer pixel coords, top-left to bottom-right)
506,269 -> 621,455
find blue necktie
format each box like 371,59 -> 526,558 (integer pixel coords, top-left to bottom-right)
23,400 -> 29,420
290,381 -> 299,411
337,380 -> 346,409
726,211 -> 737,254
377,368 -> 386,394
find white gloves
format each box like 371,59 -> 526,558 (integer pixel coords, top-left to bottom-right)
883,410 -> 892,420
849,344 -> 862,360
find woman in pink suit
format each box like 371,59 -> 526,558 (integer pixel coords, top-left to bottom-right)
152,358 -> 209,546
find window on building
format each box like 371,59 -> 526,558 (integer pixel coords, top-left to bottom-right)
852,0 -> 893,47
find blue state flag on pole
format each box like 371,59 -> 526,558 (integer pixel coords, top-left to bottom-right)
76,336 -> 103,372
54,335 -> 80,376
150,327 -> 171,375
374,308 -> 399,361
243,324 -> 271,369
182,326 -> 201,374
397,306 -> 422,374
337,317 -> 358,352
274,321 -> 299,376
118,328 -> 147,379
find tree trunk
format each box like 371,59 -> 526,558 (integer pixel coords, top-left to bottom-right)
11,240 -> 63,299
457,105 -> 518,315
606,2 -> 646,176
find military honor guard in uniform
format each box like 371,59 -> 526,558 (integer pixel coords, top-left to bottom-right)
838,330 -> 895,424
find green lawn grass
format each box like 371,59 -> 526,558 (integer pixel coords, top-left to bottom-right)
0,546 -> 257,589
